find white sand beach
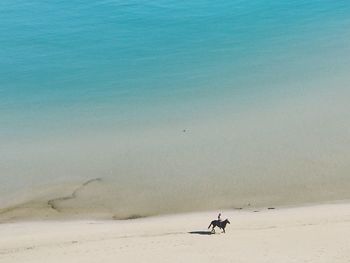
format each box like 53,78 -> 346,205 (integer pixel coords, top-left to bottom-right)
1,202 -> 350,263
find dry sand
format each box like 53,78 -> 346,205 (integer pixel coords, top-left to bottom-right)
1,202 -> 350,263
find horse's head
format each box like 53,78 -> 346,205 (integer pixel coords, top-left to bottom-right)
225,219 -> 230,224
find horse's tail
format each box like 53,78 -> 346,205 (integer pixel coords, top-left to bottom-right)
208,221 -> 213,229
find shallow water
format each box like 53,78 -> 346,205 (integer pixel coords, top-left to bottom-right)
1,1 -> 350,218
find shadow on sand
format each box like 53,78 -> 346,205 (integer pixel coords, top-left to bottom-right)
188,230 -> 213,235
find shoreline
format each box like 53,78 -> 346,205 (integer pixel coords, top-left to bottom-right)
2,198 -> 350,223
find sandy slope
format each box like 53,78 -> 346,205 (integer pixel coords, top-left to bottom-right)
1,203 -> 350,263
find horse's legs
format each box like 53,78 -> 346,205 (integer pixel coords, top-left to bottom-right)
211,226 -> 216,234
222,228 -> 225,233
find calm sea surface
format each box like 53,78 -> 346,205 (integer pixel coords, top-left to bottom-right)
1,1 -> 350,216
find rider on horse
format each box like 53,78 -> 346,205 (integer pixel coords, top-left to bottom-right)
208,213 -> 230,233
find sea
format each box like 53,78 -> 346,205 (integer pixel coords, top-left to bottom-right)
1,0 -> 350,219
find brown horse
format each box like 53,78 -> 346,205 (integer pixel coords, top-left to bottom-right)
208,219 -> 230,233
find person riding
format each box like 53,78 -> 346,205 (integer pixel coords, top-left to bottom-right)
218,213 -> 222,222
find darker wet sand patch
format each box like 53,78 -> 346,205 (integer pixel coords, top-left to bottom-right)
113,214 -> 146,220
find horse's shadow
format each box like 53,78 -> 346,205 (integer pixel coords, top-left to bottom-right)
188,230 -> 213,235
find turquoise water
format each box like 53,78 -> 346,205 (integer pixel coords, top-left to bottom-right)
1,1 -> 350,217
1,0 -> 350,137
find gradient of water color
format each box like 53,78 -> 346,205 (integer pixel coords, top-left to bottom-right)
1,0 -> 350,218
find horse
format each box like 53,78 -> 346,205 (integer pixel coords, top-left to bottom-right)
208,219 -> 230,233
